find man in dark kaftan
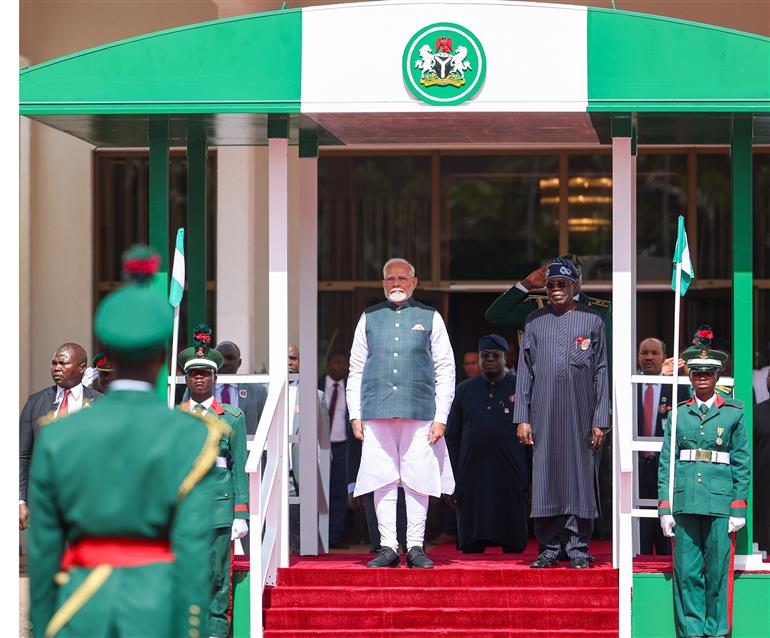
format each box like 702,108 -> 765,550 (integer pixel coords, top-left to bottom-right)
446,334 -> 530,554
513,258 -> 609,569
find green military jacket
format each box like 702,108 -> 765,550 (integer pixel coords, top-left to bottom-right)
182,399 -> 249,528
485,284 -> 612,343
28,387 -> 227,638
657,394 -> 750,518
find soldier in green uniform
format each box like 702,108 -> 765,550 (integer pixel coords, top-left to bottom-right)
657,326 -> 750,638
28,246 -> 227,638
178,324 -> 249,638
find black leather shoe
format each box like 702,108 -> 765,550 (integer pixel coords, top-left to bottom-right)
570,556 -> 590,569
367,547 -> 400,568
530,553 -> 559,568
406,546 -> 434,569
587,551 -> 595,563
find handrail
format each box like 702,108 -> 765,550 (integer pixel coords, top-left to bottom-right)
245,376 -> 287,638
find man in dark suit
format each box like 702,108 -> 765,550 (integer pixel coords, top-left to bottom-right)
214,340 -> 267,436
754,395 -> 770,554
320,352 -> 351,549
636,337 -> 688,555
19,342 -> 102,529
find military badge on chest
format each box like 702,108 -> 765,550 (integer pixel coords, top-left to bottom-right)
716,427 -> 725,447
659,396 -> 669,415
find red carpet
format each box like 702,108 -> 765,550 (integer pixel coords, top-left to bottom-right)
262,540 -> 618,637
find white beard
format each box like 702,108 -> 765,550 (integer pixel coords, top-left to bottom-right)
387,289 -> 408,303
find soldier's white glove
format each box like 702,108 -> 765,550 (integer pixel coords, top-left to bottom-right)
728,517 -> 746,534
660,514 -> 676,538
231,519 -> 249,540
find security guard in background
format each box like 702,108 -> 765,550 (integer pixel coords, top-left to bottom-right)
28,245 -> 225,638
179,324 -> 249,638
658,325 -> 750,638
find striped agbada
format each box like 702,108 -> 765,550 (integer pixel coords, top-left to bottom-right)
513,304 -> 609,520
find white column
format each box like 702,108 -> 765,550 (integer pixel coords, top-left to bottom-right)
268,136 -> 290,568
298,148 -> 321,555
612,134 -> 636,638
216,147 -> 257,367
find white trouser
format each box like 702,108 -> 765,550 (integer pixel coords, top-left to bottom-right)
374,481 -> 429,551
353,419 -> 455,498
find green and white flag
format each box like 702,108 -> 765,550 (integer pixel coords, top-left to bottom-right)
671,215 -> 695,296
169,228 -> 185,307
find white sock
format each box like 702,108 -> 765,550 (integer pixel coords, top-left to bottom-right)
403,485 -> 429,548
373,481 -> 399,552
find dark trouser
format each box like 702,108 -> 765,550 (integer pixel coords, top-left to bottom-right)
209,526 -> 232,637
638,454 -> 671,555
329,441 -> 348,545
535,515 -> 592,560
361,489 -> 407,551
673,514 -> 731,638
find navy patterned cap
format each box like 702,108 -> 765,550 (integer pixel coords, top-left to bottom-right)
546,258 -> 579,282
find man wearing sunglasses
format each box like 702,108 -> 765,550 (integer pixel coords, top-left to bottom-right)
513,258 -> 609,569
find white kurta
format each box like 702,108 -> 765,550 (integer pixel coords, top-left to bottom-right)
348,304 -> 456,497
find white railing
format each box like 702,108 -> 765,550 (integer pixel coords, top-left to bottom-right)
225,372 -> 330,637
244,376 -> 288,638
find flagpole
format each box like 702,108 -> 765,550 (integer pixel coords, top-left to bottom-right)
668,262 -> 682,507
167,228 -> 186,408
168,304 -> 180,408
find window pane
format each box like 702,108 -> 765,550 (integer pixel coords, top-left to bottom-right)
636,154 -> 688,280
568,154 -> 612,280
442,155 -> 559,280
318,156 -> 432,281
696,153 -> 731,279
755,152 -> 770,278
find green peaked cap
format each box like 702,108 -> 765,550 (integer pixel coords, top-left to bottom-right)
94,245 -> 172,359
178,324 -> 224,372
681,324 -> 728,370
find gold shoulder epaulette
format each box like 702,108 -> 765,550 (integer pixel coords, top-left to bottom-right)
178,414 -> 232,499
588,297 -> 611,308
525,294 -> 547,309
36,411 -> 58,427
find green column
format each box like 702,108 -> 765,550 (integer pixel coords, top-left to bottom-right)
731,113 -> 753,554
186,122 -> 208,337
149,116 -> 170,398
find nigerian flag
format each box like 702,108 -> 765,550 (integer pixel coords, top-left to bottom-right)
168,228 -> 185,307
672,215 -> 694,296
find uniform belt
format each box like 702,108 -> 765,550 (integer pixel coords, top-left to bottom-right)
60,537 -> 174,570
216,456 -> 228,468
679,449 -> 731,464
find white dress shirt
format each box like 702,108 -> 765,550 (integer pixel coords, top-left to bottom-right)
188,396 -> 215,414
324,375 -> 347,443
346,304 -> 456,423
55,383 -> 84,416
695,394 -> 717,412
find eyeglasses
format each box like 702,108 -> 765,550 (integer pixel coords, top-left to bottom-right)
384,275 -> 412,284
479,350 -> 504,359
546,280 -> 570,289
